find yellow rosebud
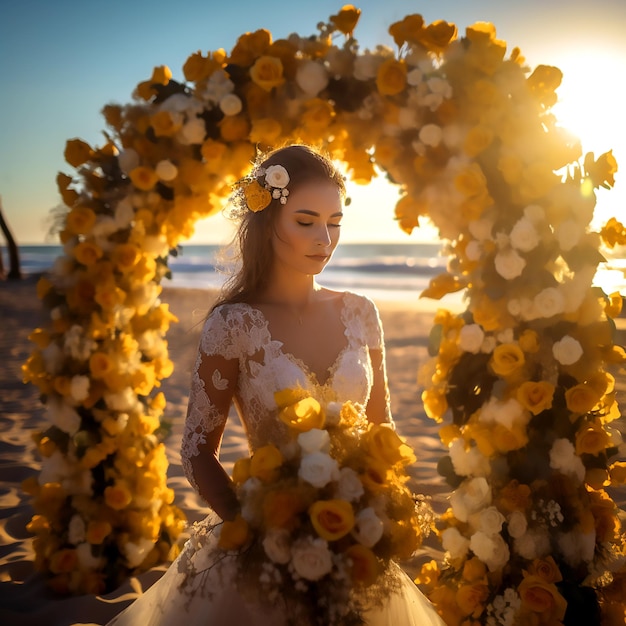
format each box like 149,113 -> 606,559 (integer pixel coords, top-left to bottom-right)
64,138 -> 93,168
490,343 -> 525,378
575,422 -> 611,456
516,381 -> 554,415
344,544 -> 379,587
218,514 -> 251,550
249,444 -> 283,482
330,5 -> 361,35
376,58 -> 407,96
249,55 -> 285,92
309,499 -> 355,541
279,397 -> 325,432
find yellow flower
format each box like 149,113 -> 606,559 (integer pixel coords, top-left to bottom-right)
232,457 -> 251,484
516,381 -> 554,415
360,458 -> 391,493
26,514 -> 51,534
300,98 -> 334,132
565,383 -> 601,414
518,574 -> 567,622
462,557 -> 487,582
86,520 -> 112,545
330,5 -> 362,35
609,461 -> 626,485
249,444 -> 283,482
73,240 -> 103,266
263,488 -> 305,529
66,206 -> 97,235
218,514 -> 251,550
279,396 -> 325,432
492,422 -> 529,453
150,110 -> 182,137
112,243 -> 141,272
575,421 -> 611,456
64,138 -> 93,167
229,29 -> 272,67
527,556 -> 563,584
49,548 -> 78,574
389,14 -> 425,47
362,423 -> 416,466
129,166 -> 159,191
456,583 -> 490,618
419,20 -> 458,53
422,388 -> 448,422
421,273 -> 465,300
249,55 -> 285,91
344,544 -> 379,586
182,49 -> 226,82
455,163 -> 488,198
518,329 -> 540,353
464,126 -> 494,157
218,114 -> 250,142
104,481 -> 133,510
249,118 -> 283,146
376,58 -> 407,96
244,180 -> 272,212
309,499 -> 355,541
89,352 -> 113,379
490,343 -> 525,377
496,479 -> 532,513
201,139 -> 228,172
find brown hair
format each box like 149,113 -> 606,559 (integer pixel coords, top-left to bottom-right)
213,144 -> 346,308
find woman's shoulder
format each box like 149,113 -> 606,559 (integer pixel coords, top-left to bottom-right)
205,301 -> 264,329
338,290 -> 379,314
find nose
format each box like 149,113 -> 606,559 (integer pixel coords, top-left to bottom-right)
315,224 -> 332,247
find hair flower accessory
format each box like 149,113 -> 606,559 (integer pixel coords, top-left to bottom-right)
234,163 -> 291,215
243,179 -> 273,213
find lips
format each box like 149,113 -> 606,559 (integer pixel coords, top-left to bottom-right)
306,254 -> 329,262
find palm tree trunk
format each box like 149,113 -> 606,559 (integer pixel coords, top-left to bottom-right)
0,197 -> 22,280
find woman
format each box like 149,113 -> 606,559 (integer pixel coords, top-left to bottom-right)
108,145 -> 445,625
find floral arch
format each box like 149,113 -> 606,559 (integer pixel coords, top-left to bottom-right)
22,5 -> 626,623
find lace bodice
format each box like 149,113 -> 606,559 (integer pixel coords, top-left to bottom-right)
181,291 -> 391,494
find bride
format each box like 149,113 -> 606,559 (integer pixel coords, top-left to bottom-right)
108,144 -> 445,625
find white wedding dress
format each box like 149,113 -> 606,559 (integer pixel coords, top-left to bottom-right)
108,292 -> 445,626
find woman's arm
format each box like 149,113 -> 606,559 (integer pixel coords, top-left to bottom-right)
366,346 -> 392,425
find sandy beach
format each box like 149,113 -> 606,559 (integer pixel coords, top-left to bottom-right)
0,277 -> 453,625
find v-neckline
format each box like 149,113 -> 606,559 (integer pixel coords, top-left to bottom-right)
247,293 -> 351,388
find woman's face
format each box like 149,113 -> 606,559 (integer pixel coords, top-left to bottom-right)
271,180 -> 343,277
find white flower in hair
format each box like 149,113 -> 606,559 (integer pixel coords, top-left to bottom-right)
264,165 -> 290,188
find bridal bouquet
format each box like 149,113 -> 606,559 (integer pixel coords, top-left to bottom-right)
214,388 -> 432,624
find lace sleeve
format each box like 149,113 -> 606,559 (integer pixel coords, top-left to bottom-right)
362,295 -> 384,351
181,306 -> 241,494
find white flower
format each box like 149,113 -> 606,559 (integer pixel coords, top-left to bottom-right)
470,531 -> 510,571
291,537 -> 333,581
398,107 -> 417,129
42,342 -> 64,375
298,452 -> 339,488
179,117 -> 206,144
473,506 -> 506,535
70,375 -> 90,403
480,397 -> 527,430
449,439 -> 490,477
117,148 -> 140,174
68,515 -> 86,544
114,197 -> 135,228
468,218 -> 494,241
263,528 -> 292,564
325,401 -> 342,426
494,248 -> 526,280
533,287 -> 565,319
459,324 -> 485,354
549,438 -> 585,481
155,159 -> 178,181
552,335 -> 583,365
203,70 -> 235,103
442,124 -> 465,149
336,467 -> 365,502
481,336 -> 497,353
295,60 -> 329,96
219,93 -> 243,116
406,67 -> 423,86
76,542 -> 104,570
465,240 -> 482,262
353,51 -> 382,81
122,537 -> 154,568
441,526 -> 470,559
514,529 -> 551,560
419,123 -> 443,147
103,387 -> 138,412
509,218 -> 539,252
558,530 -> 595,566
47,397 -> 81,435
450,477 -> 492,522
507,511 -> 528,539
239,477 -> 264,525
297,429 -> 330,454
264,165 -> 290,189
352,508 -> 384,548
523,203 -> 545,223
555,219 -> 583,251
428,76 -> 452,97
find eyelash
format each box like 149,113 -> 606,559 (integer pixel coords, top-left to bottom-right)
297,222 -> 341,228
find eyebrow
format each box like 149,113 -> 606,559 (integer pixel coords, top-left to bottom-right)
294,209 -> 344,218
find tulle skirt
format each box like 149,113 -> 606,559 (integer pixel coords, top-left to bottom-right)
107,514 -> 445,626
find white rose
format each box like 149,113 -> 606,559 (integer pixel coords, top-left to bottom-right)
76,542 -> 104,570
419,123 -> 443,147
47,397 -> 81,435
465,240 -> 482,262
336,467 -> 365,502
155,159 -> 178,181
468,218 -> 494,242
295,60 -> 329,96
515,529 -> 550,560
509,218 -> 539,252
549,438 -> 585,481
264,165 -> 290,189
122,537 -> 154,568
298,452 -> 339,488
479,397 -> 526,430
42,342 -> 64,375
507,511 -> 528,539
552,335 -> 583,365
428,76 -> 452,97
450,477 -> 492,523
449,439 -> 490,477
114,197 -> 135,228
441,527 -> 470,560
353,51 -> 381,81
470,531 -> 510,572
68,515 -> 86,545
103,387 -> 138,412
219,93 -> 243,116
117,148 -> 140,174
179,117 -> 206,144
352,508 -> 384,548
558,530 -> 595,566
161,93 -> 195,113
263,528 -> 292,564
291,537 -> 333,581
523,203 -> 545,223
406,68 -> 423,86
70,375 -> 90,403
325,401 -> 342,426
459,324 -> 485,354
398,107 -> 417,130
494,248 -> 526,280
475,506 -> 506,535
480,336 -> 497,353
297,429 -> 330,454
533,287 -> 565,319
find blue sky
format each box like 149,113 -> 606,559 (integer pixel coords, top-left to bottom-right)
1,0 -> 625,244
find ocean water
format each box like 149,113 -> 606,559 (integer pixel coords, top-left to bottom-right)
13,242 -> 451,304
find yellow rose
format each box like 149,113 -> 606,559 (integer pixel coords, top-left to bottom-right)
218,514 -> 251,551
182,49 -> 225,82
330,5 -> 361,35
249,444 -> 283,482
309,499 -> 355,541
454,162 -> 488,198
73,241 -> 103,266
456,583 -> 490,618
389,14 -> 424,47
249,55 -> 285,91
218,114 -> 250,142
112,243 -> 141,273
263,488 -> 305,529
492,422 -> 528,453
527,556 -> 563,584
363,423 -> 416,466
64,138 -> 93,168
422,388 -> 449,422
419,20 -> 458,53
129,166 -> 159,191
301,98 -> 334,132
232,457 -> 251,484
360,458 -> 391,493
588,489 -> 620,542
609,461 -> 626,485
104,481 -> 133,510
518,329 -> 540,353
575,422 -> 611,456
462,557 -> 487,582
586,467 -> 610,490
249,118 -> 283,146
279,396 -> 325,432
565,383 -> 601,414
344,544 -> 379,587
229,29 -> 272,66
518,574 -> 567,621
496,479 -> 531,513
490,343 -> 525,377
150,110 -> 182,137
516,381 -> 554,415
463,125 -> 494,157
66,206 -> 97,235
376,58 -> 407,96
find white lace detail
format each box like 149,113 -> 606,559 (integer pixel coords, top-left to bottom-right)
181,292 -> 392,495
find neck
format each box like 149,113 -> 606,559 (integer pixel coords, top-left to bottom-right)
258,266 -> 319,309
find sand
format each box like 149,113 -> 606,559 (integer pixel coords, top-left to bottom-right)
0,277 -> 455,625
